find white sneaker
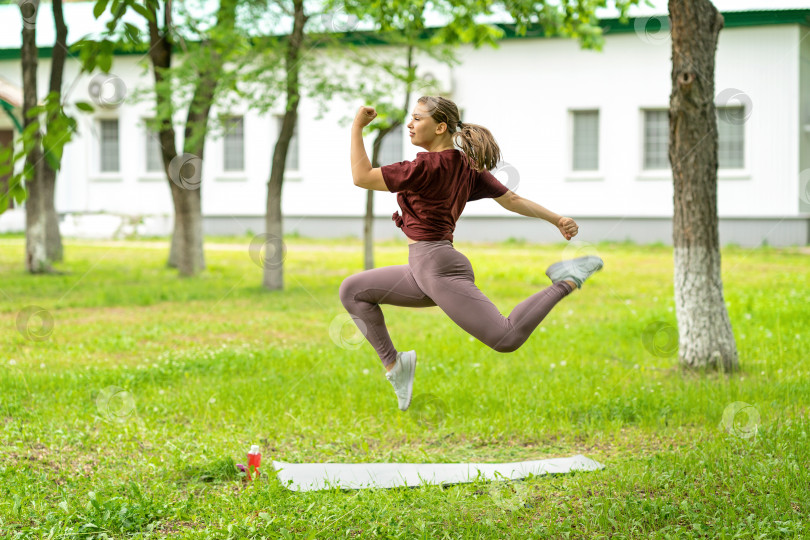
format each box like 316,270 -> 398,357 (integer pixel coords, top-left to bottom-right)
545,255 -> 604,289
385,350 -> 416,411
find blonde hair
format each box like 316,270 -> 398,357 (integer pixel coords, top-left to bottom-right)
417,95 -> 501,172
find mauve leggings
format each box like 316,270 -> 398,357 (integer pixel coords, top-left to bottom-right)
338,239 -> 574,368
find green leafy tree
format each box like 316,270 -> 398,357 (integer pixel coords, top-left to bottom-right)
74,0 -> 250,276
237,0 -> 407,289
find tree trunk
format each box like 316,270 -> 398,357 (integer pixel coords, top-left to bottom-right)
366,123 -> 398,270
365,135 -> 384,270
146,4 -> 181,271
166,1 -> 236,275
169,55 -> 221,276
149,2 -> 230,276
264,0 -> 307,290
21,1 -> 50,273
363,189 -> 374,270
363,46 -> 416,270
669,0 -> 738,371
43,0 -> 67,262
41,166 -> 61,261
168,185 -> 204,275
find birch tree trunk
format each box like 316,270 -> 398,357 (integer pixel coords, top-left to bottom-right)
43,0 -> 67,263
21,0 -> 50,273
669,0 -> 738,371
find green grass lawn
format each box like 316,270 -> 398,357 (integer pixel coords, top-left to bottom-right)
1,233 -> 808,539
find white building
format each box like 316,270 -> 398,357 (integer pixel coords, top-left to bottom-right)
1,1 -> 809,246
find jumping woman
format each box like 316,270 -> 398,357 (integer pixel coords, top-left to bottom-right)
341,96 -> 603,411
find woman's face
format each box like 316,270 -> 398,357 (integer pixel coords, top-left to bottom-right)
406,103 -> 446,147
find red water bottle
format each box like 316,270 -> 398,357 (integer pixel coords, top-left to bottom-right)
237,444 -> 262,482
247,445 -> 261,481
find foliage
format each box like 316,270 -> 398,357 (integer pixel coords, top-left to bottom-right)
0,92 -> 79,213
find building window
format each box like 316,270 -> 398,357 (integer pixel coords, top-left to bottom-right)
145,122 -> 163,173
644,107 -> 744,171
572,110 -> 599,171
223,116 -> 244,171
276,116 -> 299,171
717,106 -> 744,169
99,118 -> 120,172
378,128 -> 403,166
643,110 -> 669,170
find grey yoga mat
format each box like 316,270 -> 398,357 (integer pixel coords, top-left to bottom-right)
272,454 -> 604,492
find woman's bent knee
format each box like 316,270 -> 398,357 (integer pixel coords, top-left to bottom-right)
339,276 -> 358,306
490,335 -> 522,353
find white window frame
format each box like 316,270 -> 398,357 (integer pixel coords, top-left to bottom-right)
223,115 -> 245,173
139,117 -> 164,182
565,108 -> 603,182
89,116 -> 122,182
641,109 -> 669,172
716,105 -> 746,172
636,106 -> 750,181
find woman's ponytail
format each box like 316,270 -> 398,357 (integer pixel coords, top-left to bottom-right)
453,121 -> 501,172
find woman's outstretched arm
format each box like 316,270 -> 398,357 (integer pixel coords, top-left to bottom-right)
495,191 -> 579,239
495,191 -> 561,223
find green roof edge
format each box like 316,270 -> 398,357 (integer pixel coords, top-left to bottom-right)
0,9 -> 807,61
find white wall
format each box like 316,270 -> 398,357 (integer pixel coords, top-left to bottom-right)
799,26 -> 810,214
452,24 -> 801,218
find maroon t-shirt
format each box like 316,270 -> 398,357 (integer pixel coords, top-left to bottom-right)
380,149 -> 509,242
